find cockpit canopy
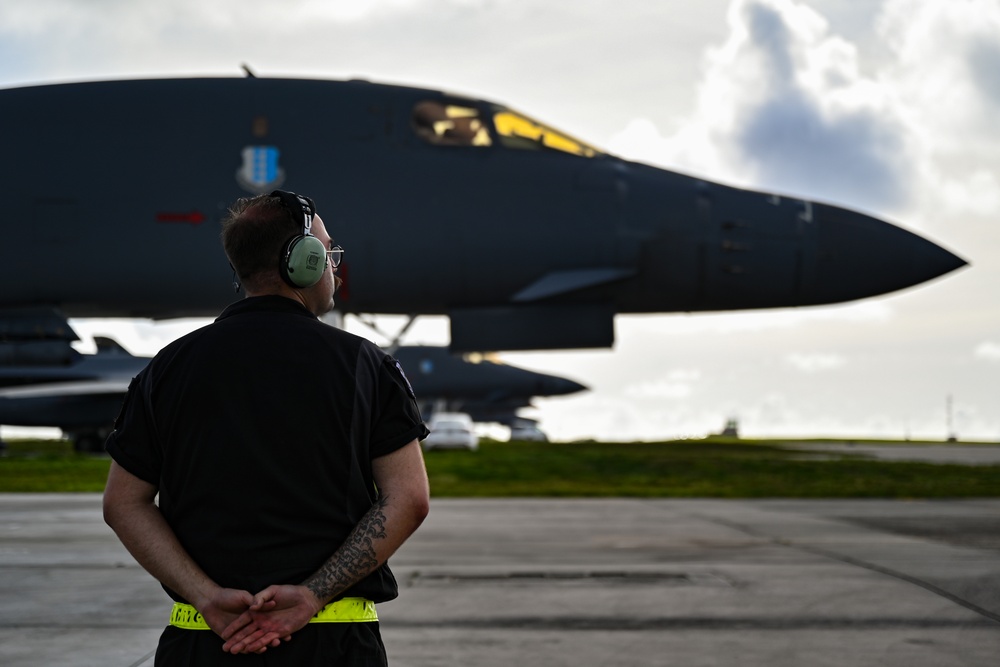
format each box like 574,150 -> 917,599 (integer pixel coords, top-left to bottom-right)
412,100 -> 601,158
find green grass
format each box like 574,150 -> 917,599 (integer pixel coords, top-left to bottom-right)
424,439 -> 1000,498
2,437 -> 999,497
0,439 -> 111,492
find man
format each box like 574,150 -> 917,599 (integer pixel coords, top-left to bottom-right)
103,190 -> 430,665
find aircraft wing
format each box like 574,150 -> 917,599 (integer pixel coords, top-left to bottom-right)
397,345 -> 586,425
0,379 -> 132,399
0,307 -> 81,368
0,378 -> 133,452
0,308 -> 147,451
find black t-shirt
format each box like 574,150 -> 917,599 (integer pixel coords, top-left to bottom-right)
106,295 -> 428,603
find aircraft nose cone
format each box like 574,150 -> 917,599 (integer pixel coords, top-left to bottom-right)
809,204 -> 968,304
535,376 -> 588,397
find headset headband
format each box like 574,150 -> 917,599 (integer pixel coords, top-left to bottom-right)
270,190 -> 316,235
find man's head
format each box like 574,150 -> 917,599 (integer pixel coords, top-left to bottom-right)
221,192 -> 340,315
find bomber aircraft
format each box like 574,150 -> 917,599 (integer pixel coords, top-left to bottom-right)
0,74 -> 966,356
394,345 -> 585,427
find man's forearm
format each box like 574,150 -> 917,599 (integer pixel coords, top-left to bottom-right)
303,493 -> 415,604
303,440 -> 430,604
107,493 -> 218,605
103,463 -> 219,608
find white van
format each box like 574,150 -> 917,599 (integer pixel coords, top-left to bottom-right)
423,412 -> 479,451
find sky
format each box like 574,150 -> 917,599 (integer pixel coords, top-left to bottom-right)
2,0 -> 998,442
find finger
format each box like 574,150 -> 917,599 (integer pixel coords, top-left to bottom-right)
242,631 -> 282,654
249,586 -> 279,610
241,627 -> 280,654
250,636 -> 284,654
220,611 -> 256,641
223,627 -> 265,653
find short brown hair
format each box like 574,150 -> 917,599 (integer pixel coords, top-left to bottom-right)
221,194 -> 300,291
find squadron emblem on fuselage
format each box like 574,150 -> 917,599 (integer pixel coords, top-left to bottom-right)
236,145 -> 285,193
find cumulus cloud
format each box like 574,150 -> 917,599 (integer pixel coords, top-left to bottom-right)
784,352 -> 845,372
879,0 -> 1000,146
937,169 -> 1000,217
968,37 -> 1000,112
871,0 -> 1000,230
610,0 -> 918,215
974,341 -> 1000,362
624,369 -> 702,400
610,0 -> 1000,236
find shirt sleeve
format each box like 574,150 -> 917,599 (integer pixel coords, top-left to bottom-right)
104,371 -> 162,485
369,355 -> 430,459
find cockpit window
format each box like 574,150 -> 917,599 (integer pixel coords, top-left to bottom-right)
492,108 -> 599,158
412,101 -> 492,147
412,100 -> 600,158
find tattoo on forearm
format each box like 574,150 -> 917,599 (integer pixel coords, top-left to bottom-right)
305,496 -> 389,602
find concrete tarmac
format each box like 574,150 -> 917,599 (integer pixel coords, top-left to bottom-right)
1,495 -> 998,666
785,443 -> 1000,466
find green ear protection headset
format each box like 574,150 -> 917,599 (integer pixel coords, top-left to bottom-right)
271,190 -> 327,289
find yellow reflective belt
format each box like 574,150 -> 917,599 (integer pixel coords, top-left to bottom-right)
169,597 -> 378,630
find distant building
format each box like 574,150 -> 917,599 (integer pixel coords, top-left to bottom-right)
720,418 -> 740,438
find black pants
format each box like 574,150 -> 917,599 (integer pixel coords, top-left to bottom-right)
154,622 -> 388,666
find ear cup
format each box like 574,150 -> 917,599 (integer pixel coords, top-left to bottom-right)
282,234 -> 327,288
